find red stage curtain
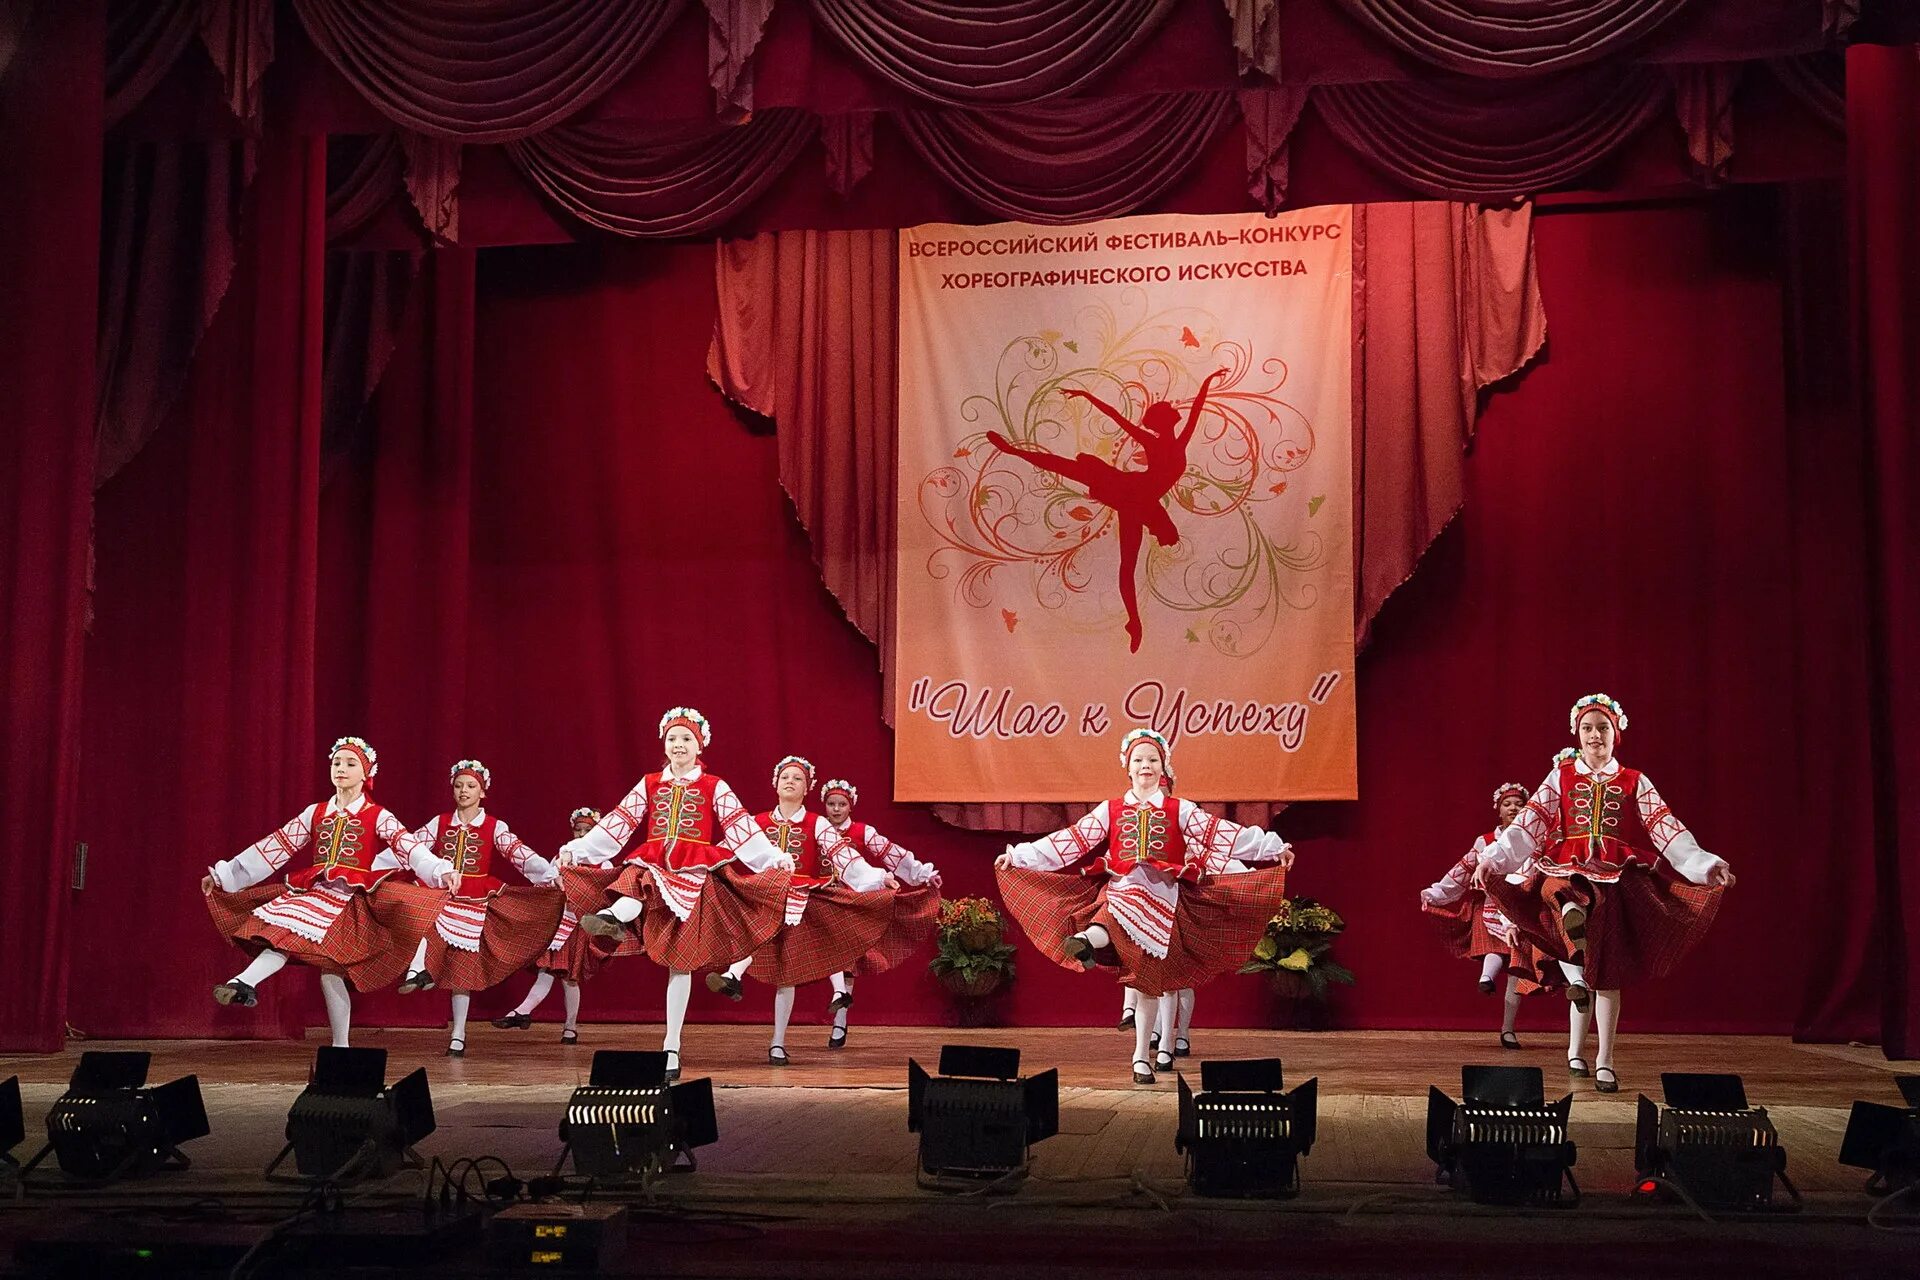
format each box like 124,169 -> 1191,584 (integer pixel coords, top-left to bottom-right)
1849,42 -> 1920,1058
806,0 -> 1180,105
105,0 -> 198,126
291,0 -> 688,141
0,0 -> 102,1054
1767,49 -> 1846,132
69,136 -> 328,1040
505,109 -> 816,237
897,93 -> 1236,225
1315,66 -> 1672,198
1330,0 -> 1694,76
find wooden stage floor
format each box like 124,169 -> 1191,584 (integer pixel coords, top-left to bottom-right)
3,1028 -> 1917,1277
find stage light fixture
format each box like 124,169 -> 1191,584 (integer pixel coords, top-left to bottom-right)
1174,1058 -> 1317,1198
1,1076 -> 24,1175
556,1050 -> 718,1185
266,1046 -> 435,1185
1426,1065 -> 1578,1207
907,1045 -> 1059,1189
1838,1075 -> 1920,1195
19,1051 -> 208,1184
1633,1072 -> 1798,1212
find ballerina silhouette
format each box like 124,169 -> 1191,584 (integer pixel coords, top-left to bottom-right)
986,368 -> 1228,652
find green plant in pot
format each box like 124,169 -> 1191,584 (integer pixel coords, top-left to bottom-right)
1238,896 -> 1354,1027
929,896 -> 1017,999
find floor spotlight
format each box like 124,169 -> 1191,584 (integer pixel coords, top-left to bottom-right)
19,1052 -> 207,1184
557,1050 -> 718,1186
1426,1065 -> 1578,1206
1175,1058 -> 1317,1198
1838,1075 -> 1920,1195
907,1045 -> 1059,1190
1634,1072 -> 1798,1212
266,1046 -> 435,1185
1,1076 -> 24,1175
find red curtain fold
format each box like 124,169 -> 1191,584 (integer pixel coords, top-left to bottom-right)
1315,66 -> 1671,197
291,0 -> 688,142
321,248 -> 423,464
808,0 -> 1181,105
506,109 -> 816,237
106,0 -> 198,126
1670,62 -> 1742,183
1240,86 -> 1311,212
94,137 -> 257,485
898,92 -> 1236,225
199,0 -> 274,122
326,132 -> 408,241
1224,0 -> 1283,79
1331,0 -> 1693,77
1765,50 -> 1845,132
70,135 -> 330,1041
1848,42 -> 1920,1058
0,0 -> 102,1053
706,0 -> 776,114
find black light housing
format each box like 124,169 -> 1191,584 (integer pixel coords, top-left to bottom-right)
1175,1058 -> 1317,1198
266,1046 -> 435,1185
1837,1075 -> 1920,1195
20,1052 -> 208,1184
1426,1065 -> 1578,1207
557,1050 -> 718,1185
907,1045 -> 1059,1189
1633,1072 -> 1799,1212
1,1076 -> 25,1173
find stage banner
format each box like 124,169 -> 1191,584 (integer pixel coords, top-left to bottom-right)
895,207 -> 1357,803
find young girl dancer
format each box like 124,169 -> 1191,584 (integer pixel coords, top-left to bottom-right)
565,708 -> 795,1080
397,761 -> 565,1056
996,728 -> 1292,1084
1474,695 -> 1736,1092
706,757 -> 895,1063
1421,782 -> 1548,1048
493,807 -> 604,1043
818,778 -> 942,1050
202,737 -> 442,1046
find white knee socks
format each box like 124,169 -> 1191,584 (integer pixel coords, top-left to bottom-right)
514,972 -> 556,1015
1131,992 -> 1160,1068
233,949 -> 289,988
1176,988 -> 1195,1040
1121,988 -> 1137,1017
1479,953 -> 1506,984
1082,923 -> 1112,950
1558,958 -> 1586,986
1594,989 -> 1621,1069
562,980 -> 581,1031
608,896 -> 644,924
663,971 -> 692,1053
772,987 -> 796,1050
726,956 -> 752,980
319,973 -> 352,1047
1567,995 -> 1592,1064
1156,994 -> 1176,1059
449,991 -> 471,1046
407,938 -> 430,975
1502,974 -> 1523,1035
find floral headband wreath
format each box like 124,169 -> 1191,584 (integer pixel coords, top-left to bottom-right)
658,706 -> 712,749
772,754 -> 817,791
330,736 -> 378,784
820,778 -> 858,806
1569,693 -> 1629,735
1553,747 -> 1578,768
450,759 -> 491,791
1118,727 -> 1172,770
569,806 -> 600,825
1492,782 -> 1529,806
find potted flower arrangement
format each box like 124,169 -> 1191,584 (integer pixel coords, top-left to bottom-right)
928,897 -> 1017,1002
1238,896 -> 1354,1029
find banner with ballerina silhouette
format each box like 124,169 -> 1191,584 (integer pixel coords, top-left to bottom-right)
894,207 -> 1357,803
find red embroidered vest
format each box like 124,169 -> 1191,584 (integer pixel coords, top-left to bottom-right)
1105,795 -> 1186,873
644,772 -> 720,846
437,813 -> 501,877
758,810 -> 825,879
288,799 -> 394,890
1542,761 -> 1652,875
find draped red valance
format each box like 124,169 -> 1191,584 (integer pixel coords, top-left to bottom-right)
1329,0 -> 1695,77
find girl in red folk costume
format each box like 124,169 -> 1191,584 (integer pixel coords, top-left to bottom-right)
995,729 -> 1293,1084
818,777 -> 942,1050
706,758 -> 896,1064
1421,782 -> 1556,1050
566,708 -> 795,1080
397,761 -> 566,1057
494,807 -> 604,1043
1474,695 -> 1736,1093
202,737 -> 443,1047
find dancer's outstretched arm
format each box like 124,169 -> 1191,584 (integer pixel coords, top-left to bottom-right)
1178,369 -> 1230,448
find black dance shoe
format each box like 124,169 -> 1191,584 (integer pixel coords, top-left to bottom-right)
492,1012 -> 533,1030
705,972 -> 744,1002
212,980 -> 258,1008
1132,1059 -> 1156,1085
398,969 -> 435,995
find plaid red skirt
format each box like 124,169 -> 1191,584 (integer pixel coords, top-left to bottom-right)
604,861 -> 793,974
1422,894 -> 1504,961
1483,864 -> 1724,990
854,883 -> 942,977
424,886 -> 566,992
748,882 -> 897,988
996,864 -> 1287,997
205,879 -> 443,992
534,921 -> 606,983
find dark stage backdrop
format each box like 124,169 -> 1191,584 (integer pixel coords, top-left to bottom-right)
68,193 -> 1878,1041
